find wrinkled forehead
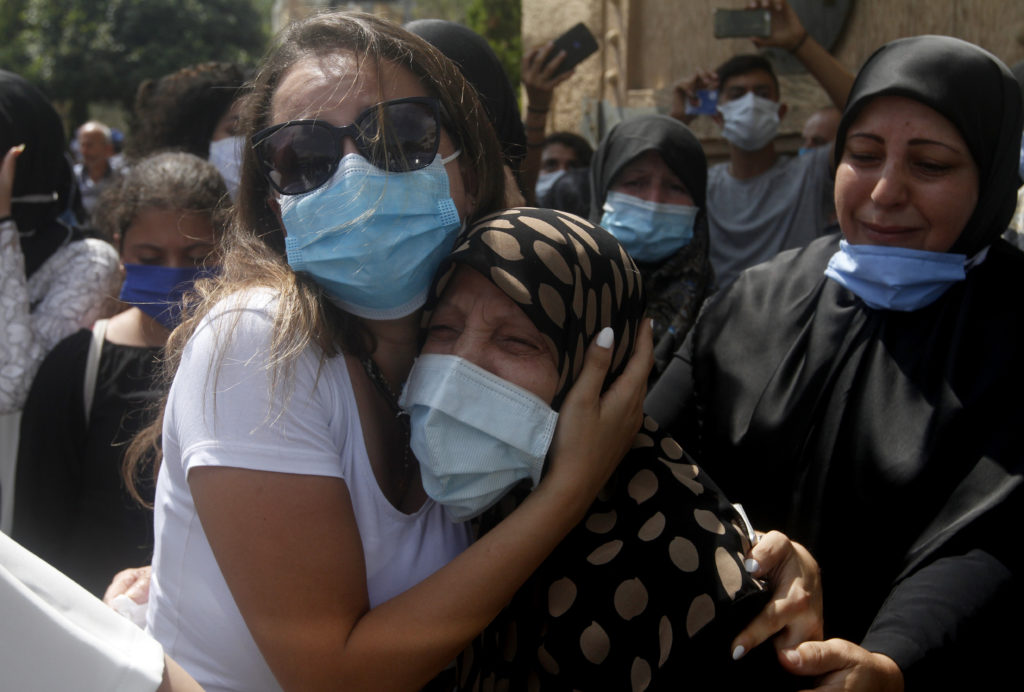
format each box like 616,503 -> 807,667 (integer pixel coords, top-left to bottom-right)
427,207 -> 645,405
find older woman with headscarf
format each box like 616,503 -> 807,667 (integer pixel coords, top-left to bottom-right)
0,71 -> 120,531
403,207 -> 822,690
590,115 -> 714,375
647,36 -> 1024,689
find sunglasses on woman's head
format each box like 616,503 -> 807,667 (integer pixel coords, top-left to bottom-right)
251,96 -> 443,195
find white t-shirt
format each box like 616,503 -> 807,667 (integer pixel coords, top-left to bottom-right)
147,289 -> 470,692
707,145 -> 834,289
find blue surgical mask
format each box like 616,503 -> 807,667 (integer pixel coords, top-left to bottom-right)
600,190 -> 698,263
119,264 -> 213,329
280,152 -> 462,320
824,239 -> 985,311
535,169 -> 565,201
717,92 -> 780,152
399,354 -> 559,522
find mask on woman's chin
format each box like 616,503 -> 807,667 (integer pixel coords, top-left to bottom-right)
208,136 -> 245,200
824,239 -> 983,311
600,191 -> 698,263
119,263 -> 214,330
717,92 -> 781,152
399,354 -> 558,522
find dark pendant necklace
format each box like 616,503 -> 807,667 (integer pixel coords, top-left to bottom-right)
359,354 -> 413,498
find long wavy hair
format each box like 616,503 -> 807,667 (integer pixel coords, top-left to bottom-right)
123,11 -> 507,502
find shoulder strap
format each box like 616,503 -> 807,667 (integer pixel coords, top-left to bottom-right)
83,319 -> 108,426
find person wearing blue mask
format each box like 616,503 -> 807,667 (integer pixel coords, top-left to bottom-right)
405,207 -> 823,690
648,35 -> 1024,690
118,13 -> 651,692
590,114 -> 714,376
13,152 -> 226,598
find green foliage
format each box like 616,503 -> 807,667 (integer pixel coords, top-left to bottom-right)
465,0 -> 522,90
1,0 -> 268,125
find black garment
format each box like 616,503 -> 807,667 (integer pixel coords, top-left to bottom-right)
14,328 -> 161,597
0,70 -> 84,278
405,20 -> 527,184
646,234 -> 1024,686
589,115 -> 714,374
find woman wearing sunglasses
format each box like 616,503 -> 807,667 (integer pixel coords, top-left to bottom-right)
130,12 -> 651,692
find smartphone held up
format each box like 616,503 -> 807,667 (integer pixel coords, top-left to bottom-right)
542,23 -> 599,78
713,8 -> 771,39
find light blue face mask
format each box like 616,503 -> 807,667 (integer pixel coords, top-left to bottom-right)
280,152 -> 462,320
824,239 -> 985,311
600,190 -> 698,263
399,354 -> 559,522
534,169 -> 565,201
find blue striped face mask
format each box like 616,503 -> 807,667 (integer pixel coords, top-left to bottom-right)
601,190 -> 698,263
280,152 -> 462,320
399,354 -> 558,522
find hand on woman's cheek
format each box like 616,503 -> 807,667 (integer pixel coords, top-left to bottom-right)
545,319 -> 653,501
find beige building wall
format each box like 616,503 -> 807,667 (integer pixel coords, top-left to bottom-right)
524,0 -> 1024,159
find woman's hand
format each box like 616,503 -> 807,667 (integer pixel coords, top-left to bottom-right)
782,639 -> 904,691
544,321 -> 654,505
731,530 -> 823,660
1,144 -> 25,218
748,0 -> 808,52
103,565 -> 152,606
522,42 -> 576,112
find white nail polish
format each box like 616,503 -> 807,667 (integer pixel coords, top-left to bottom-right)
732,645 -> 746,661
596,327 -> 614,349
744,558 -> 759,573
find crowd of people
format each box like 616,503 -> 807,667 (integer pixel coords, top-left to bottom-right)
1,0 -> 1022,690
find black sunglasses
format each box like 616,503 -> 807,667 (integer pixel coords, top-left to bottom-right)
251,96 -> 443,195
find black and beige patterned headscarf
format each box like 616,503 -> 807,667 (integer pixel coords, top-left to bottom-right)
435,209 -> 779,690
425,206 -> 646,409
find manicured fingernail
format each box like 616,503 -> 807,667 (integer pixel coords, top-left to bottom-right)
13,144 -> 25,153
596,327 -> 614,349
783,648 -> 801,666
732,645 -> 746,660
744,558 -> 759,573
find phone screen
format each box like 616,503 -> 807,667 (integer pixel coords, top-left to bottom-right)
685,89 -> 719,116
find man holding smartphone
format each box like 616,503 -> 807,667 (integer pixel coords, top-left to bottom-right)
671,0 -> 854,289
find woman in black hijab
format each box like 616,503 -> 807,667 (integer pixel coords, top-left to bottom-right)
647,36 -> 1023,688
590,114 -> 714,375
0,71 -> 120,529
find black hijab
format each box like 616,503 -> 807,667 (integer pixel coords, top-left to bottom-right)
405,20 -> 527,183
834,35 -> 1023,256
0,70 -> 80,278
588,115 -> 713,373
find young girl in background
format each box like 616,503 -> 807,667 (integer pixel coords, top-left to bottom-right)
14,152 -> 227,597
